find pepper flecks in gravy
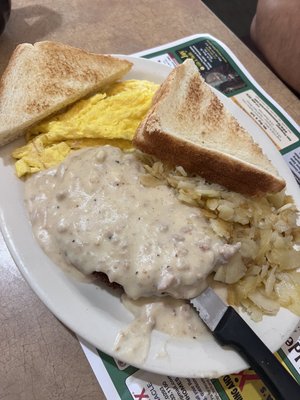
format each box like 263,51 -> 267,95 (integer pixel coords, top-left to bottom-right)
25,145 -> 239,300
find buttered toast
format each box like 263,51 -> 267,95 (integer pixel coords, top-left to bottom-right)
134,59 -> 285,196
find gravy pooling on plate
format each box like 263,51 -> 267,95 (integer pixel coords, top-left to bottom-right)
25,145 -> 239,300
24,145 -> 240,363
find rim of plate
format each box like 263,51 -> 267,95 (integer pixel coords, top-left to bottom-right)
0,55 -> 299,378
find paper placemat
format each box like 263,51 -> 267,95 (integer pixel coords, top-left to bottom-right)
80,34 -> 300,399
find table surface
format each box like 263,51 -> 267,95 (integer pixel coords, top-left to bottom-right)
0,1 -> 299,399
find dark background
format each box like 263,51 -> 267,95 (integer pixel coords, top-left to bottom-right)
202,0 -> 259,56
203,0 -> 300,97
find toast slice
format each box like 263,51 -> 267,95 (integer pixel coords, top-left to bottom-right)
134,59 -> 285,196
0,41 -> 132,146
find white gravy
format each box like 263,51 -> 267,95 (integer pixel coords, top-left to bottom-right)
25,145 -> 238,300
24,145 -> 240,363
114,294 -> 207,364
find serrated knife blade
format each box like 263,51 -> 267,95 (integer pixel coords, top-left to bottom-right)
190,287 -> 227,331
190,287 -> 300,400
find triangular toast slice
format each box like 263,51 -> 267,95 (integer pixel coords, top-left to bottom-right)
134,59 -> 285,196
0,41 -> 132,146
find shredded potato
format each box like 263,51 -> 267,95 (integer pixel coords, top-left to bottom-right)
139,153 -> 300,321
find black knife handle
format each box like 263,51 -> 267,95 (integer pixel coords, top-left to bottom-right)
214,306 -> 300,400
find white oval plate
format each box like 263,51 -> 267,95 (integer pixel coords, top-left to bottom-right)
0,56 -> 299,378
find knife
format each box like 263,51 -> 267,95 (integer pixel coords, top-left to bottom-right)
191,287 -> 300,400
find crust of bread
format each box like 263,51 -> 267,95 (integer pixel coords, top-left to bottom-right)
0,41 -> 132,146
135,122 -> 284,196
134,60 -> 285,196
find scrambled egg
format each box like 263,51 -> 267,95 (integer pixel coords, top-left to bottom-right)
13,80 -> 159,177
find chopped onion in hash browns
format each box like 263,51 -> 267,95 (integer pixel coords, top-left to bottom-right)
139,153 -> 300,322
